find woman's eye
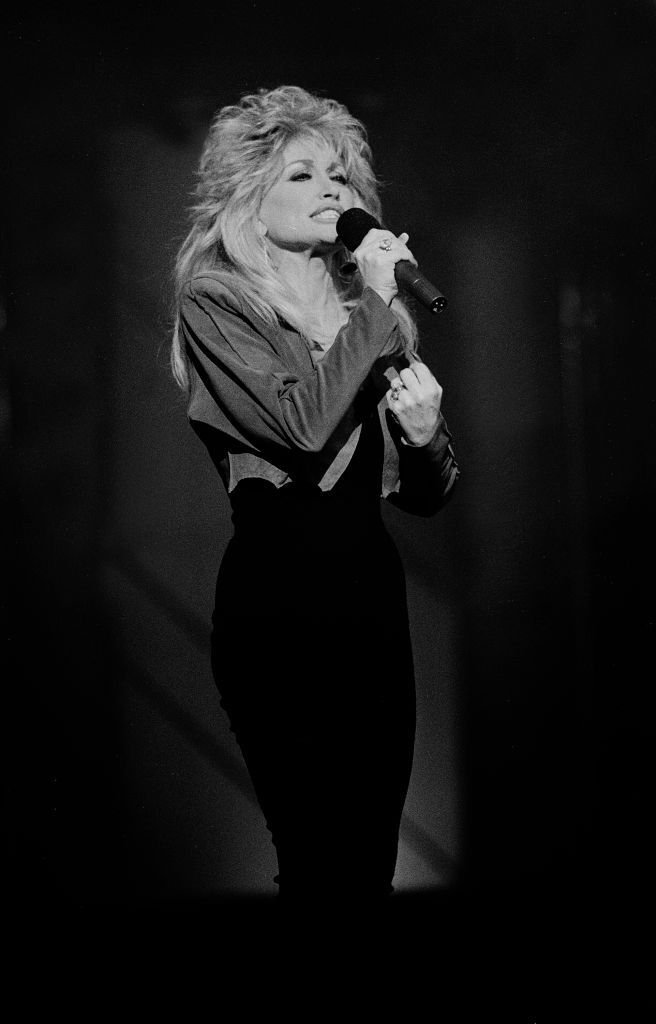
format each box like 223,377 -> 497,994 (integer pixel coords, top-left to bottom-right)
289,171 -> 349,184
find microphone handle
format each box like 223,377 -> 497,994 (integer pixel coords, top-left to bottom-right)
394,260 -> 447,314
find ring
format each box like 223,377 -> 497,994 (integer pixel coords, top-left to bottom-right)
389,382 -> 403,401
379,238 -> 393,251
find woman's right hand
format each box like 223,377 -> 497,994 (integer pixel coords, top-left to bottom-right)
353,229 -> 417,306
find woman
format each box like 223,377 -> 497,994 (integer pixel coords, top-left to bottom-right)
171,85 -> 459,906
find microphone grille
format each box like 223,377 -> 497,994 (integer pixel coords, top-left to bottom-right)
336,208 -> 381,252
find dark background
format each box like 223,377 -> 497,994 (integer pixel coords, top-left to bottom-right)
3,0 -> 656,1010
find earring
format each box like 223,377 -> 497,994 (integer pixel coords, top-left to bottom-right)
256,219 -> 279,272
262,239 -> 279,273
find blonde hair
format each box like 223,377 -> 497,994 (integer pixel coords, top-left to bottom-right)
171,85 -> 417,389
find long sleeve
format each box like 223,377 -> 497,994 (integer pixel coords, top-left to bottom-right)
180,275 -> 402,455
385,409 -> 460,517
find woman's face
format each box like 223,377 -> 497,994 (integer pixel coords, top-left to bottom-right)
257,136 -> 358,253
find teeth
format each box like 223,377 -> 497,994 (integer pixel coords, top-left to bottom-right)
314,210 -> 339,219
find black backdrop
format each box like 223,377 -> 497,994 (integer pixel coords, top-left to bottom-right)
4,1 -> 656,1011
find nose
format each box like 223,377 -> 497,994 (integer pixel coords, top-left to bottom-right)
319,173 -> 340,197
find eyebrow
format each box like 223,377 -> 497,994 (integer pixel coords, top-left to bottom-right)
283,157 -> 345,172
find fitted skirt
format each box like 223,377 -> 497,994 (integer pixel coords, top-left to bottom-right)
210,481 -> 416,900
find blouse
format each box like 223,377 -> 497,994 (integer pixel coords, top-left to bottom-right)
179,273 -> 459,516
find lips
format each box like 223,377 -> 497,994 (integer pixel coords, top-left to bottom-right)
311,206 -> 343,221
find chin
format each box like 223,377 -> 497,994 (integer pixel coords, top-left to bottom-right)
316,227 -> 339,245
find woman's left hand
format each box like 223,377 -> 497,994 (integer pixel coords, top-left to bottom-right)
386,361 -> 443,446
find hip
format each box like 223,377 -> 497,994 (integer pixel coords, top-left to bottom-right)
215,518 -> 406,614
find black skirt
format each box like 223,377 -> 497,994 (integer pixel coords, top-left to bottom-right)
210,409 -> 416,900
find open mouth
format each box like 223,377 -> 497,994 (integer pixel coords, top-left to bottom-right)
312,209 -> 341,222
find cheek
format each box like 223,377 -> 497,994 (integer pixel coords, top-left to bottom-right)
275,195 -> 305,224
261,184 -> 292,215
345,189 -> 363,211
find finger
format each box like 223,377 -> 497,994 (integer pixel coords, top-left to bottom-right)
386,388 -> 412,416
360,229 -> 411,253
404,363 -> 442,403
397,247 -> 418,268
362,228 -> 397,244
399,367 -> 423,398
407,361 -> 436,387
386,388 -> 401,415
357,228 -> 390,251
387,377 -> 411,408
390,237 -> 417,264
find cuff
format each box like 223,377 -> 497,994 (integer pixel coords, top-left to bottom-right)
400,414 -> 452,458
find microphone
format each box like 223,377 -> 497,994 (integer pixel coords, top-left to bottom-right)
336,208 -> 447,313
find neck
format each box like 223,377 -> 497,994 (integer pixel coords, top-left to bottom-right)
270,246 -> 339,311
